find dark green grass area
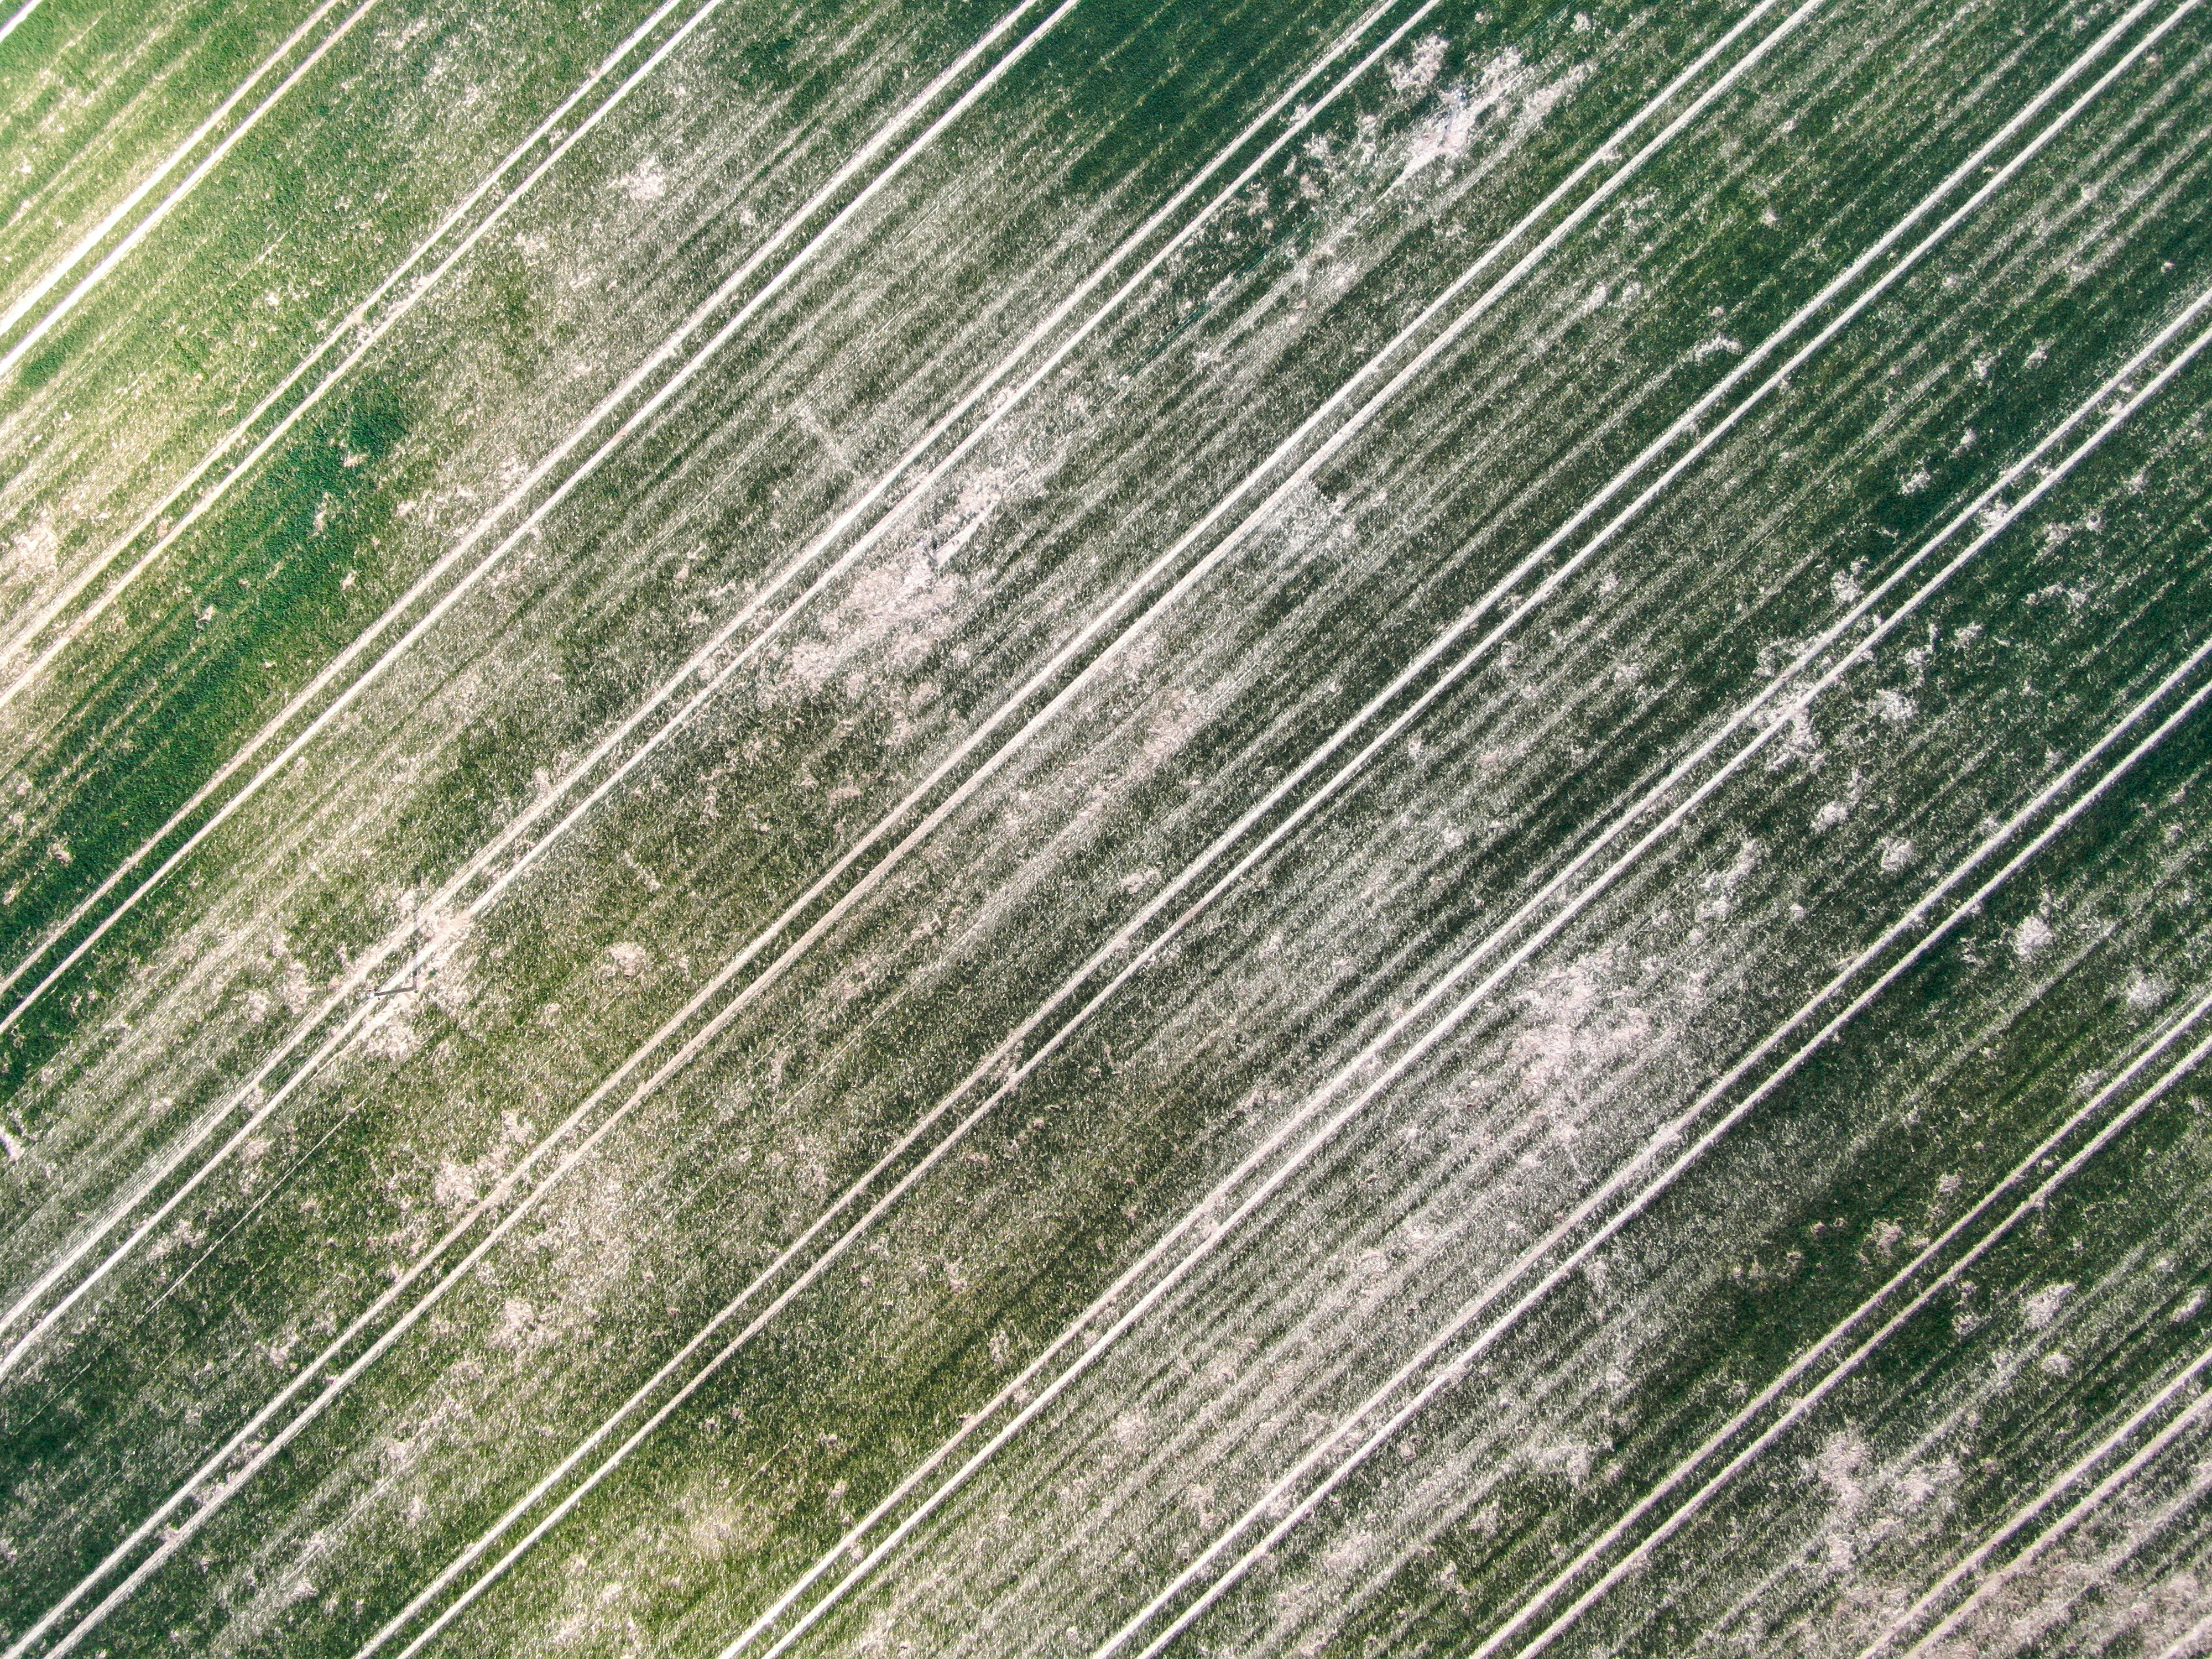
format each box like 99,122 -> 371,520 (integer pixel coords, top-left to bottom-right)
0,0 -> 312,290
0,380 -> 413,1093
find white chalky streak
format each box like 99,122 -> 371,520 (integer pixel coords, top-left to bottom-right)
0,0 -> 1440,1381
1095,279 -> 2212,1659
1485,1009 -> 2212,1659
0,4 -> 1090,1652
0,0 -> 382,380
3,0 -> 1784,1416
8,4 -> 1813,1651
0,0 -> 1076,1045
1872,1337 -> 2212,1658
0,0 -> 43,45
0,0 -> 797,718
1105,645 -> 2212,1659
457,0 -> 1456,926
381,29 -> 2212,1653
718,37 -> 2212,1657
345,7 -> 1483,1645
2154,1609 -> 2212,1659
765,620 -> 2212,1659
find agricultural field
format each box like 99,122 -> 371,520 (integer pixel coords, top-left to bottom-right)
0,0 -> 2208,1653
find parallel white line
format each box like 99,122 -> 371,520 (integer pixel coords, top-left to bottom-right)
0,0 -> 1077,1048
705,22 -> 2200,1654
2154,1608 -> 2212,1659
1095,273 -> 2212,1659
1104,643 -> 2212,1659
0,6 -> 1091,1652
0,0 -> 41,46
1,0 -> 1773,1400
374,8 -> 1834,1491
0,0 -> 383,381
0,0 -> 818,718
1483,1006 -> 2212,1659
0,0 -> 1443,1383
747,594 -> 2212,1659
342,12 -> 1494,1650
1873,1334 -> 2212,1658
0,0 -> 1068,1387
1,4 -> 1812,1651
373,18 -> 2200,1653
